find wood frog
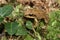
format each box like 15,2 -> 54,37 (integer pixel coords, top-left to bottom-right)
24,8 -> 49,27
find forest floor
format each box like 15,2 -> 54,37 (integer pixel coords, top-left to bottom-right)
0,0 -> 60,40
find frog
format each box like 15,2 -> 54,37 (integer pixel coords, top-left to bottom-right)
24,8 -> 49,27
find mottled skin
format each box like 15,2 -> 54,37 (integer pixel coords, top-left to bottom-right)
24,8 -> 49,27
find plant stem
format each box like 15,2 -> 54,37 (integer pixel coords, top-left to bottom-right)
32,27 -> 41,40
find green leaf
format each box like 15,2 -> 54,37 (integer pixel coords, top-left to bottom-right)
24,35 -> 34,40
26,21 -> 33,29
16,24 -> 28,35
49,11 -> 56,19
0,17 -> 4,23
0,5 -> 13,17
47,10 -> 60,40
5,22 -> 19,35
19,12 -> 24,17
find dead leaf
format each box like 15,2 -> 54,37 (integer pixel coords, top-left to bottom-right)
17,0 -> 30,5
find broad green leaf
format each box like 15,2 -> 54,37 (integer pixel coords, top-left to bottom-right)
0,5 -> 13,17
16,24 -> 28,35
5,22 -> 19,35
24,35 -> 34,40
26,21 -> 33,29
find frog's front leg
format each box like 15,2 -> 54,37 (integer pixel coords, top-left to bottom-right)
24,15 -> 39,28
33,18 -> 39,28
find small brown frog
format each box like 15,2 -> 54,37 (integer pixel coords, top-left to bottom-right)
24,8 -> 49,27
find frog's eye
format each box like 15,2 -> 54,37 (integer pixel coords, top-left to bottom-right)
28,13 -> 36,16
